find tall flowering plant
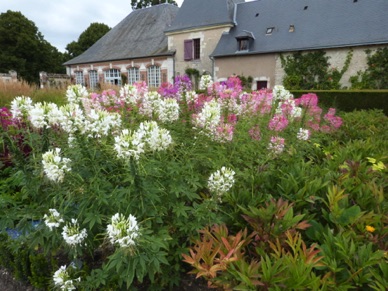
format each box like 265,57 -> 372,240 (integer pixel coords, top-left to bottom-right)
0,76 -> 369,291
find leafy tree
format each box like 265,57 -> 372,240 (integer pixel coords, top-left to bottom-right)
0,10 -> 65,84
65,23 -> 111,59
131,0 -> 177,10
350,48 -> 388,89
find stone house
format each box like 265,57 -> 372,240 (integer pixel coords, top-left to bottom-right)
211,0 -> 388,89
63,4 -> 179,90
64,0 -> 388,90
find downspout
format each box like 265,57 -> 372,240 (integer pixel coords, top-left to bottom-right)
210,56 -> 215,81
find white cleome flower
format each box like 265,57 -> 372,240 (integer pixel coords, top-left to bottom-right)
84,109 -> 122,138
156,98 -> 180,123
10,96 -> 34,119
114,121 -> 172,161
66,84 -> 89,105
193,99 -> 221,131
114,129 -> 145,160
62,219 -> 87,247
106,213 -> 140,248
297,128 -> 310,141
208,167 -> 236,201
44,208 -> 64,230
272,85 -> 293,103
42,148 -> 71,183
120,84 -> 140,106
199,75 -> 213,90
53,265 -> 81,291
137,121 -> 173,152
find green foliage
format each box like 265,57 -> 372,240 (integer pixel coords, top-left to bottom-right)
350,48 -> 388,89
0,10 -> 65,84
0,81 -> 387,289
65,22 -> 111,59
281,50 -> 352,90
291,90 -> 388,115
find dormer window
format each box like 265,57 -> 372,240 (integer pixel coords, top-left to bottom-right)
238,38 -> 249,51
236,31 -> 255,52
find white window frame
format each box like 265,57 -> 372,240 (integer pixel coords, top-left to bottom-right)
89,70 -> 98,89
75,71 -> 84,85
128,67 -> 140,85
104,69 -> 121,86
147,65 -> 161,88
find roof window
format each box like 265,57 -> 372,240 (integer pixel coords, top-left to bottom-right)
266,27 -> 274,35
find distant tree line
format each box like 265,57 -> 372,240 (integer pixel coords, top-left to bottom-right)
0,10 -> 110,84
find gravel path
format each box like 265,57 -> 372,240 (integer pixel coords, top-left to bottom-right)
0,268 -> 37,291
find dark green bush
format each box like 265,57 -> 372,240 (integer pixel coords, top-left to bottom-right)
292,90 -> 388,115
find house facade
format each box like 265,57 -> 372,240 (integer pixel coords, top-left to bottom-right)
211,0 -> 388,89
165,0 -> 243,80
63,4 -> 179,90
64,0 -> 388,90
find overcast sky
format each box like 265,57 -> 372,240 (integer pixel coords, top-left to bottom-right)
0,0 -> 184,53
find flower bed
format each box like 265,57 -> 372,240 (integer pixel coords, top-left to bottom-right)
0,75 -> 387,290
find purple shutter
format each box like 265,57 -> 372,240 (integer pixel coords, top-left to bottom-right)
184,39 -> 193,61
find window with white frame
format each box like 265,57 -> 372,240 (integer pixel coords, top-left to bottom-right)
128,67 -> 140,85
89,70 -> 98,89
75,71 -> 84,85
104,69 -> 121,86
147,65 -> 160,88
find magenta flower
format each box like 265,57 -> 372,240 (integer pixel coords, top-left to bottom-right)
268,114 -> 289,131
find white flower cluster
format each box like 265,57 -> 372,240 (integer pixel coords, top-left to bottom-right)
193,99 -> 221,131
208,167 -> 236,201
53,265 -> 80,291
114,129 -> 144,160
42,148 -> 71,183
185,90 -> 199,104
276,99 -> 302,119
29,102 -> 62,129
297,128 -> 310,141
43,208 -> 64,230
199,74 -> 213,90
58,103 -> 85,134
272,85 -> 293,102
139,91 -> 160,118
106,213 -> 140,248
66,84 -> 89,105
138,121 -> 173,152
83,109 -> 122,138
120,84 -> 140,106
267,136 -> 285,155
155,98 -> 180,123
62,219 -> 88,247
10,96 -> 33,119
114,121 -> 172,160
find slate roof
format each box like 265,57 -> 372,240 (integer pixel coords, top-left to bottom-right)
211,0 -> 388,57
64,4 -> 179,66
165,0 -> 244,33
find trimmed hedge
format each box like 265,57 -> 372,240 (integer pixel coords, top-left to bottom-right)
291,90 -> 388,115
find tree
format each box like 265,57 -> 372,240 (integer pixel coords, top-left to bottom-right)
131,0 -> 177,10
65,23 -> 111,59
0,10 -> 65,84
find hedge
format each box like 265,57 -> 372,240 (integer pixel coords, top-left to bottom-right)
291,90 -> 388,115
